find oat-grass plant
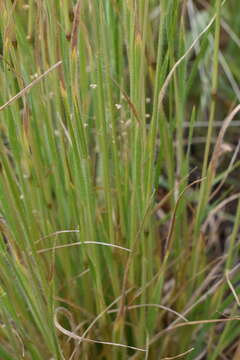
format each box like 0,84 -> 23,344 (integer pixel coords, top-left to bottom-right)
0,0 -> 240,359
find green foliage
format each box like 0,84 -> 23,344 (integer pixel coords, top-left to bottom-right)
0,0 -> 239,359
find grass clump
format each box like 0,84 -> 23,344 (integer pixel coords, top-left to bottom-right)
0,0 -> 240,359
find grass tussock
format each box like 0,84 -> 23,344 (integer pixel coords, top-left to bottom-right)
0,0 -> 240,359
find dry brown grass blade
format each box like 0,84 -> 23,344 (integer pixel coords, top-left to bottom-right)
109,75 -> 141,123
0,61 -> 63,112
108,304 -> 188,322
54,307 -> 146,352
167,317 -> 240,332
36,230 -> 80,244
164,178 -> 206,256
116,193 -> 155,322
71,1 -> 82,52
160,347 -> 194,360
226,270 -> 240,306
37,241 -> 131,254
209,104 -> 240,175
233,342 -> 240,360
67,288 -> 137,359
209,140 -> 240,201
127,263 -> 240,360
158,14 -> 217,107
152,167 -> 198,216
202,193 -> 240,233
3,0 -> 18,43
35,229 -> 131,253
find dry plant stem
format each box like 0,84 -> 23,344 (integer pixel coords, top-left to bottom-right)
36,230 -> 81,244
54,307 -> 146,353
192,0 -> 224,249
201,0 -> 222,178
193,103 -> 240,276
57,268 -> 90,292
152,167 -> 198,216
165,317 -> 240,332
183,121 -> 240,128
150,263 -> 240,345
157,13 -> 217,107
68,288 -> 137,360
164,178 -> 206,256
108,304 -> 188,322
184,263 -> 240,316
123,178 -> 205,358
159,347 -> 194,360
131,220 -> 237,310
145,336 -> 149,360
175,241 -> 240,312
35,230 -> 131,253
197,0 -> 240,50
0,61 -> 63,111
70,0 -> 81,52
208,104 -> 240,177
209,140 -> 240,201
131,250 -> 188,304
233,342 -> 240,360
225,271 -> 240,306
109,74 -> 141,123
130,262 -> 240,359
0,55 -> 25,82
116,193 -> 155,322
3,0 -> 18,38
202,193 -> 240,233
163,242 -> 240,317
195,350 -> 207,360
37,241 -> 131,254
55,296 -> 93,318
184,258 -> 224,309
